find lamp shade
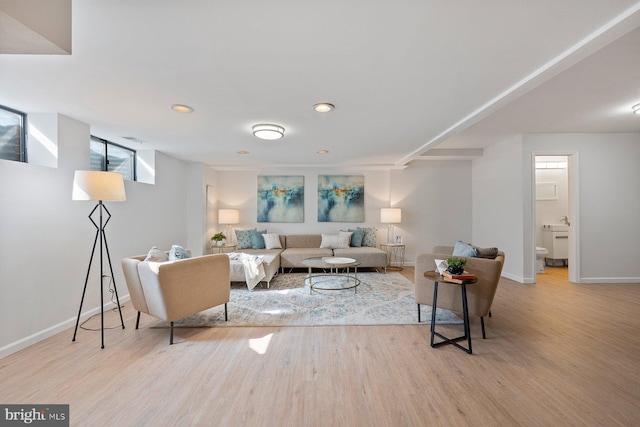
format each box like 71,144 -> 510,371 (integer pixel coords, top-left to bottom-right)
218,209 -> 240,225
380,208 -> 401,223
72,170 -> 126,201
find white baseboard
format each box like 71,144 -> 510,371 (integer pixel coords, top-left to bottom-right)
578,277 -> 640,284
0,295 -> 130,360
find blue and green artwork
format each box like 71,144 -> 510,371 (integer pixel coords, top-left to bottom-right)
317,175 -> 364,222
257,176 -> 304,223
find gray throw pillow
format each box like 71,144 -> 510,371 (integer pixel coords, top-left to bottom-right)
473,245 -> 499,259
144,246 -> 169,262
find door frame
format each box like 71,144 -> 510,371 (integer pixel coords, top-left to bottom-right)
531,151 -> 579,283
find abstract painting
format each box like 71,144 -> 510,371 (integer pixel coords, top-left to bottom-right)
317,175 -> 364,222
257,176 -> 304,223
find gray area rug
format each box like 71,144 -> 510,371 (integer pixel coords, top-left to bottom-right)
161,272 -> 462,328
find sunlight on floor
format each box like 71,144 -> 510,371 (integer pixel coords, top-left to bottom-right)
248,333 -> 273,355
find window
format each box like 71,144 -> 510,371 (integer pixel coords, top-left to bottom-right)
90,136 -> 136,181
0,105 -> 27,162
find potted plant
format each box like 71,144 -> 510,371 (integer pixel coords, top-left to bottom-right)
446,257 -> 467,275
211,232 -> 226,247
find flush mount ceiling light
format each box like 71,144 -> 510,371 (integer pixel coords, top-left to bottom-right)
238,151 -> 249,155
633,103 -> 640,115
317,150 -> 329,155
171,104 -> 194,113
252,124 -> 284,140
313,103 -> 335,113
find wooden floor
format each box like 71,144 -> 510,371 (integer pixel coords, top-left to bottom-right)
1,267 -> 639,426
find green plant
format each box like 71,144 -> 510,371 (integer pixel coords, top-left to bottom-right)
446,257 -> 467,274
446,257 -> 467,269
211,232 -> 226,242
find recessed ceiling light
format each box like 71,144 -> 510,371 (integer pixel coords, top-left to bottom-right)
238,151 -> 249,155
171,104 -> 194,113
633,103 -> 640,115
313,103 -> 335,113
252,124 -> 284,140
317,150 -> 329,155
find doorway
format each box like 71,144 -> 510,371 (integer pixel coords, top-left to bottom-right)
533,154 -> 577,283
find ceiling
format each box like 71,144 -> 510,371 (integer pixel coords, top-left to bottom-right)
1,1 -> 640,169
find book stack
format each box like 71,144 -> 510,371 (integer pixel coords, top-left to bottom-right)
441,271 -> 476,284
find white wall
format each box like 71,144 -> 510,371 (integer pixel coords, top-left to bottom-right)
391,161 -> 473,263
473,132 -> 640,284
0,114 -> 190,358
215,162 -> 474,266
523,133 -> 640,283
472,135 -> 526,282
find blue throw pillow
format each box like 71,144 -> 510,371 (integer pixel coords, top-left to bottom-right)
347,228 -> 365,247
169,245 -> 190,261
249,229 -> 267,249
235,229 -> 255,249
452,241 -> 479,258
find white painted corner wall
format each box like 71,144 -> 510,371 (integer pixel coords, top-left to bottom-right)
0,114 -> 190,359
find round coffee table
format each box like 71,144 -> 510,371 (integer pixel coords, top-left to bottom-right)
302,257 -> 361,294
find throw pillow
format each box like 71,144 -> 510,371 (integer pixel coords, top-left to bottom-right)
169,245 -> 190,261
144,246 -> 169,262
339,230 -> 354,246
358,227 -> 377,247
249,229 -> 267,249
473,245 -> 499,259
320,233 -> 350,249
346,228 -> 365,247
262,233 -> 282,250
452,241 -> 479,258
235,229 -> 255,249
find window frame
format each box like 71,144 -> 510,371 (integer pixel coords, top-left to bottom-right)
90,136 -> 137,181
0,104 -> 27,162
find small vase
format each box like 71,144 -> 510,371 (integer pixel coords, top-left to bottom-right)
216,241 -> 224,247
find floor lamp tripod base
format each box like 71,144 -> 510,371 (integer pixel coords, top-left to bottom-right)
72,202 -> 125,349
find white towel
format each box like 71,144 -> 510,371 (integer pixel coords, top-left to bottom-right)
228,252 -> 266,290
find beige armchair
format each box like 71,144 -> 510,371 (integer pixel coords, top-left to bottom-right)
415,246 -> 505,338
122,252 -> 230,344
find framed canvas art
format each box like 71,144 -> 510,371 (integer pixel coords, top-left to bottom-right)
257,176 -> 304,222
317,175 -> 364,222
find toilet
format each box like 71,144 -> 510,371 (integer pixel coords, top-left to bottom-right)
536,247 -> 549,273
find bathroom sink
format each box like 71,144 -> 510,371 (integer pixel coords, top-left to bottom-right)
544,224 -> 569,231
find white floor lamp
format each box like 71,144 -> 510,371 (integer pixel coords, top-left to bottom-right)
71,170 -> 126,349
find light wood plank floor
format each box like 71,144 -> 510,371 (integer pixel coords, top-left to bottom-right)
1,267 -> 639,426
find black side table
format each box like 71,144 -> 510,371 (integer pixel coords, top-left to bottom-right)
424,271 -> 478,354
